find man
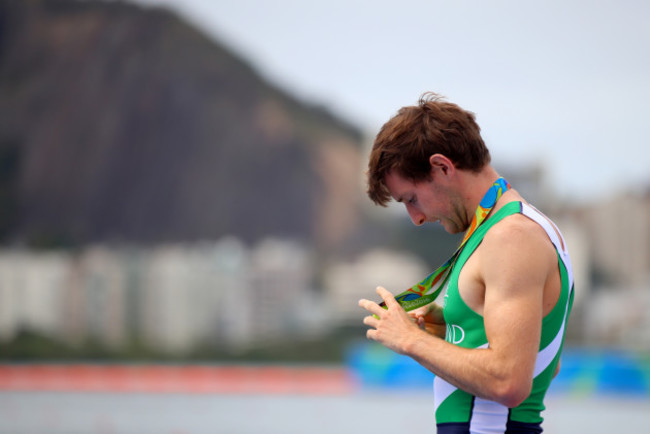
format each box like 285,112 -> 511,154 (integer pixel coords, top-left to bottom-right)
358,93 -> 574,433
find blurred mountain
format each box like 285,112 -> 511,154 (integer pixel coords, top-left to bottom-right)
0,0 -> 366,250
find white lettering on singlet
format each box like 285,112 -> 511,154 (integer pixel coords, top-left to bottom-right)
446,324 -> 465,344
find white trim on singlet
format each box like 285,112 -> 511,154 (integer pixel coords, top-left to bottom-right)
520,203 -> 575,377
470,397 -> 509,433
521,203 -> 574,289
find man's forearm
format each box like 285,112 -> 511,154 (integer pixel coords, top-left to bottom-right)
404,331 -> 533,407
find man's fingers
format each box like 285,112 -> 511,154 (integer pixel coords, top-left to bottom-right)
376,286 -> 401,309
358,298 -> 384,317
362,315 -> 379,329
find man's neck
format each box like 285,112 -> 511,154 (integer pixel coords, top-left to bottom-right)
458,165 -> 502,221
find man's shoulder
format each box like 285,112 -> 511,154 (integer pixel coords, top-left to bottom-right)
478,203 -> 559,287
483,205 -> 555,254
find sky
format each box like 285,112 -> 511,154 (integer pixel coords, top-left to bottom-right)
134,0 -> 650,203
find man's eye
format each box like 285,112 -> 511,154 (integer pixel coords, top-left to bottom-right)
408,197 -> 417,205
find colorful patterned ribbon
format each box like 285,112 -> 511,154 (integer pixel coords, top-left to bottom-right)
381,177 -> 510,312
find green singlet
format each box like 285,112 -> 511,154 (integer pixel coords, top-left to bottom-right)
435,201 -> 575,434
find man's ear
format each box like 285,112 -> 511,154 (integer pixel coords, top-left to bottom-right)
429,154 -> 455,177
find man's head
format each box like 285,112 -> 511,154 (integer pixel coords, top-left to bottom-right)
367,92 -> 491,206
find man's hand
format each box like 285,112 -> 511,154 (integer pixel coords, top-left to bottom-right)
409,302 -> 447,339
358,286 -> 425,355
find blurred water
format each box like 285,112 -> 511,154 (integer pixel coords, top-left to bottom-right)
0,390 -> 648,434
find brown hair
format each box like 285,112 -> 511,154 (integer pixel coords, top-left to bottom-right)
366,92 -> 491,206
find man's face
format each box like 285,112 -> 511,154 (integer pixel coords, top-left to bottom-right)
384,170 -> 467,234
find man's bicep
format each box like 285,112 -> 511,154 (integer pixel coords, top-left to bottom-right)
483,282 -> 542,358
481,223 -> 549,369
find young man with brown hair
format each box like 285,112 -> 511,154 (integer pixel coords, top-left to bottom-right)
359,93 -> 574,433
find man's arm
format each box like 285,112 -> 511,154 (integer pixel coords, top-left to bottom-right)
359,217 -> 555,407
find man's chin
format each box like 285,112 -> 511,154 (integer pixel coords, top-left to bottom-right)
440,221 -> 464,235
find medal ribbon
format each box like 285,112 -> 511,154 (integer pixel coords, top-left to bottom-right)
381,177 -> 510,312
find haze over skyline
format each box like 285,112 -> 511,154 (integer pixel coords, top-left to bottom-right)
134,0 -> 650,203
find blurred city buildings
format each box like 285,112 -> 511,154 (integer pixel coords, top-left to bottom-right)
0,238 -> 320,355
1,181 -> 649,356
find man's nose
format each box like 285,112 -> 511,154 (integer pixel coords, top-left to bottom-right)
407,207 -> 425,226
